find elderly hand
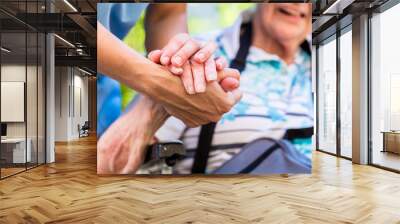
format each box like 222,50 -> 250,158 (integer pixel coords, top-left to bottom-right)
97,66 -> 241,174
97,95 -> 168,174
147,33 -> 239,94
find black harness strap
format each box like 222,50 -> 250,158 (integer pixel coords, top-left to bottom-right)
229,22 -> 253,72
191,122 -> 217,173
284,127 -> 314,141
191,22 -> 253,174
191,22 -> 312,174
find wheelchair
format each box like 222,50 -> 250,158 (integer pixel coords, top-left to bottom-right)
137,140 -> 186,174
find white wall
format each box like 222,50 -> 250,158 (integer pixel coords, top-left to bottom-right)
54,67 -> 89,141
1,65 -> 38,138
54,66 -> 69,141
72,73 -> 89,138
1,63 -> 46,164
1,82 -> 25,122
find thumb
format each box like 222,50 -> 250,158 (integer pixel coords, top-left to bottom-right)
217,68 -> 240,83
148,49 -> 163,64
220,77 -> 239,92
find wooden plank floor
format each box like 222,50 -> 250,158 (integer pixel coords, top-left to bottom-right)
1,135 -> 400,224
1,167 -> 26,178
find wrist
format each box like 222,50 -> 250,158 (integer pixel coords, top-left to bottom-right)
132,59 -> 185,104
127,95 -> 169,143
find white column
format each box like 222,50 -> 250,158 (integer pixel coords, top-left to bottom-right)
46,32 -> 55,163
352,14 -> 369,164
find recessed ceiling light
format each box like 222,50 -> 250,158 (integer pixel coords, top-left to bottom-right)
78,67 -> 93,76
63,0 -> 78,12
322,0 -> 354,15
54,34 -> 75,48
1,47 -> 11,53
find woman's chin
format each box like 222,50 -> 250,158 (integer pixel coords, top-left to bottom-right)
272,29 -> 304,43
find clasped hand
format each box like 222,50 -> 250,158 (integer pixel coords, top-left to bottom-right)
148,33 -> 240,95
98,33 -> 242,174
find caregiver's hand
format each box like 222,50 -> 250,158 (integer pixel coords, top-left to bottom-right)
97,95 -> 168,174
98,22 -> 242,127
145,64 -> 242,127
149,51 -> 239,94
147,33 -> 239,94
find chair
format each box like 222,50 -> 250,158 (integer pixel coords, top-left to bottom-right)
78,121 -> 90,138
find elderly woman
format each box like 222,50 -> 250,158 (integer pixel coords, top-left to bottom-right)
150,3 -> 313,174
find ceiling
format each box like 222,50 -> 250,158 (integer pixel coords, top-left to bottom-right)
312,0 -> 392,44
1,0 -> 396,70
0,0 -> 98,72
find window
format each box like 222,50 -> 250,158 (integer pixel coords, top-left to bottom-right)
0,0 -> 46,179
339,28 -> 352,158
371,3 -> 400,171
1,30 -> 28,177
317,37 -> 337,154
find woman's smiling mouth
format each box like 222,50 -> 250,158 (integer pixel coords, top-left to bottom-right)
277,6 -> 306,19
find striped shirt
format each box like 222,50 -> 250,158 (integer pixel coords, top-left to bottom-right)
155,10 -> 313,174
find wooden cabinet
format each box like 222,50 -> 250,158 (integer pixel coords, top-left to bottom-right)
382,132 -> 400,154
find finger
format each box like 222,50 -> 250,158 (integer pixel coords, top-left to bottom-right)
171,39 -> 201,67
160,33 -> 190,65
204,56 -> 217,82
191,60 -> 206,93
227,88 -> 243,105
193,41 -> 217,63
215,57 -> 228,71
148,49 -> 163,63
181,62 -> 195,94
217,68 -> 240,83
220,77 -> 240,92
168,64 -> 183,75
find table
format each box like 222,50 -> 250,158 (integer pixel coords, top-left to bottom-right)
1,138 -> 31,164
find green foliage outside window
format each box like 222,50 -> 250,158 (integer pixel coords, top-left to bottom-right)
121,11 -> 145,110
